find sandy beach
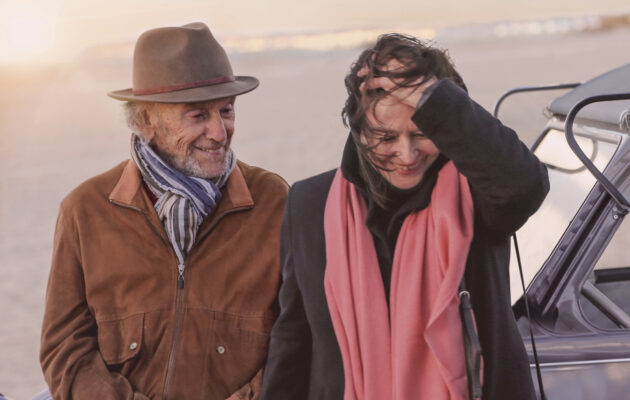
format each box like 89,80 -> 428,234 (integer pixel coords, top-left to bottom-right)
1,27 -> 630,398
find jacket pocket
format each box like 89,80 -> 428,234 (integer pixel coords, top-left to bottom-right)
97,313 -> 144,365
206,317 -> 271,396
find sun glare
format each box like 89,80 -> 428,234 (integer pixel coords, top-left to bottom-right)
0,6 -> 57,65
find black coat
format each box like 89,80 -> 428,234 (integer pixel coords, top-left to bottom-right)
261,80 -> 549,400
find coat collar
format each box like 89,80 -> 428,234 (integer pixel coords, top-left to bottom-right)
109,159 -> 146,208
108,160 -> 254,243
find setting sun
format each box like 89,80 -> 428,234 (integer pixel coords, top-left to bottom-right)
0,5 -> 57,65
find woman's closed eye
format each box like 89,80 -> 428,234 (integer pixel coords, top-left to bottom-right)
381,134 -> 398,143
411,131 -> 427,139
372,129 -> 398,142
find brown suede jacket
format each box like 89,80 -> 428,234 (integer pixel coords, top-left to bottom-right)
40,159 -> 288,400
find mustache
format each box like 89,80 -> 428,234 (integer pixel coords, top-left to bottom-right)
194,139 -> 227,150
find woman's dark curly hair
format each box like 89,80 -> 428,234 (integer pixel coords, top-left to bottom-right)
342,33 -> 467,207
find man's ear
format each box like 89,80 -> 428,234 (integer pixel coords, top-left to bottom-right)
138,106 -> 156,140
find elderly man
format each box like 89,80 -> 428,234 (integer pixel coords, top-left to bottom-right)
40,22 -> 288,400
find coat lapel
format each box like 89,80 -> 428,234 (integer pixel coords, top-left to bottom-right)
109,160 -> 169,244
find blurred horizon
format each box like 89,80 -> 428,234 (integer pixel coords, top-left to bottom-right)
1,0 -> 629,66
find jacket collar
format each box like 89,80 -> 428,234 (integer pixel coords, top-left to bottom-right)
195,160 -> 254,243
109,159 -> 147,208
109,160 -> 254,242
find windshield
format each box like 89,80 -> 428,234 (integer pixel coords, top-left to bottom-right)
509,128 -> 620,304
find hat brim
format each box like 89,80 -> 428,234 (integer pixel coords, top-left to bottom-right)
107,76 -> 259,103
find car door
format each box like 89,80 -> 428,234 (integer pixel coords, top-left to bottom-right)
513,124 -> 630,400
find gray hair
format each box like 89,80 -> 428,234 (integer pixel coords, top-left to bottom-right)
123,101 -> 153,139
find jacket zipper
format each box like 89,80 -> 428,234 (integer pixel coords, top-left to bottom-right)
160,208 -> 252,399
110,199 -> 253,399
162,265 -> 185,400
109,200 -> 183,399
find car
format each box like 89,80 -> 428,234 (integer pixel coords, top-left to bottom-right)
496,63 -> 630,399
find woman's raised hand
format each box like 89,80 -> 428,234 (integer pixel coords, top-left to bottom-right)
358,59 -> 437,108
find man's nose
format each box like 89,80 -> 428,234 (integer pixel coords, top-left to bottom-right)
204,114 -> 227,143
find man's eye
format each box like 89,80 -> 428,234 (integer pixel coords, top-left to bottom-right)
221,105 -> 234,115
412,132 -> 426,138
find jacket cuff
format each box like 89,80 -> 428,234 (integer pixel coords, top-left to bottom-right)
415,80 -> 439,110
412,79 -> 469,138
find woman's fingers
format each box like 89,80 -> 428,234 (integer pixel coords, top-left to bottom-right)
357,64 -> 369,78
360,71 -> 438,108
358,56 -> 439,107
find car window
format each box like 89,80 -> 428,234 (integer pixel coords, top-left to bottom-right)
580,215 -> 630,330
509,128 -> 619,303
594,217 -> 630,270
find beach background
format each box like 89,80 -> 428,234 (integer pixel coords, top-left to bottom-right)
1,1 -> 630,398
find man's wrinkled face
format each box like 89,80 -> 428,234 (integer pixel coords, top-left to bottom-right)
141,97 -> 235,179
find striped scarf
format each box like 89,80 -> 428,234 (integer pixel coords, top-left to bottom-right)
130,134 -> 235,274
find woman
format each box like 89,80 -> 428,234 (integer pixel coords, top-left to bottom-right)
260,34 -> 548,400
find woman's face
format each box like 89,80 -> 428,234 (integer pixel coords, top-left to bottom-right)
363,96 -> 440,189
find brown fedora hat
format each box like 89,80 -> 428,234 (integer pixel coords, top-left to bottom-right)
108,22 -> 258,103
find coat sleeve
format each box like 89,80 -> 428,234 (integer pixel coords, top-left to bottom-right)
260,188 -> 313,400
412,79 -> 550,234
40,205 -> 148,400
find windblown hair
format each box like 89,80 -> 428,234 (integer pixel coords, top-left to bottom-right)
342,33 -> 467,207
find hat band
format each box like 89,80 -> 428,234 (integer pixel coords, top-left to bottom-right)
132,76 -> 236,96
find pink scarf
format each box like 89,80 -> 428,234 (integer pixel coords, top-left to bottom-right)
324,161 -> 475,400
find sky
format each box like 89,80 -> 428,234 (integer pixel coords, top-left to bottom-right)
1,0 -> 630,65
